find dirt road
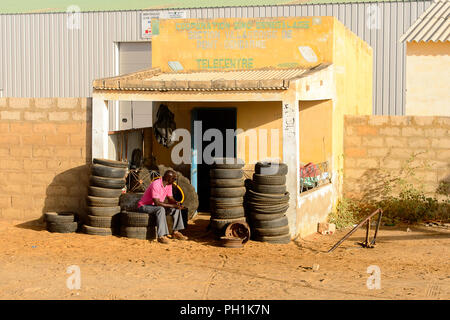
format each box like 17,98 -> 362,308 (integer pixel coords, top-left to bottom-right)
0,215 -> 448,300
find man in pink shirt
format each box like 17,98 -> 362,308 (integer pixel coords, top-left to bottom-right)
137,170 -> 188,244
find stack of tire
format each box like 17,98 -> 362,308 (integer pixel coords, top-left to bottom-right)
118,192 -> 156,240
246,161 -> 291,244
120,210 -> 156,240
83,158 -> 128,237
209,158 -> 247,237
44,212 -> 79,233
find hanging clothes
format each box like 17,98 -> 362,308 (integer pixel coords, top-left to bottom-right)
153,104 -> 176,148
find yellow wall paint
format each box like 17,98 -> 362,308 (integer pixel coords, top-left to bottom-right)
299,100 -> 333,164
150,101 -> 283,170
152,17 -> 334,72
405,41 -> 450,116
332,19 -> 373,193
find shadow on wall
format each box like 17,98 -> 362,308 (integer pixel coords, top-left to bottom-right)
42,165 -> 91,224
18,98 -> 93,230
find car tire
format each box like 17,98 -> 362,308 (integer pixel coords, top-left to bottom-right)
93,158 -> 128,168
44,212 -> 75,223
47,222 -> 78,233
252,233 -> 291,244
210,169 -> 243,179
120,226 -> 155,240
253,225 -> 290,237
249,212 -> 286,221
119,193 -> 144,212
87,196 -> 119,207
83,225 -> 112,236
92,164 -> 127,178
211,187 -> 246,198
255,162 -> 288,176
87,214 -> 119,228
251,216 -> 288,229
90,175 -> 126,189
88,186 -> 123,198
121,211 -> 152,227
210,178 -> 244,188
253,174 -> 286,185
87,206 -> 121,217
210,217 -> 247,233
253,184 -> 287,194
211,206 -> 245,219
211,158 -> 245,169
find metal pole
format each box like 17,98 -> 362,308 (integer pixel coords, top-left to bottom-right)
328,209 -> 381,253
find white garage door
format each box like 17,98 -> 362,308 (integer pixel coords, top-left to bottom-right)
119,42 -> 152,74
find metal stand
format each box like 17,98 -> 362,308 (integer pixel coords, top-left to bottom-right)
328,209 -> 383,253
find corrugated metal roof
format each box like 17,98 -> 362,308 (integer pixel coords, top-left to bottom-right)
400,0 -> 449,42
93,64 -> 329,91
0,1 -> 414,14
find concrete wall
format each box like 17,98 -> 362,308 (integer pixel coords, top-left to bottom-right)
296,183 -> 333,238
0,97 -> 91,221
343,115 -> 450,201
405,42 -> 450,117
332,19 -> 373,195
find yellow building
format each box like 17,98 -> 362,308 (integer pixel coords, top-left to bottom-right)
92,16 -> 372,238
400,0 -> 450,116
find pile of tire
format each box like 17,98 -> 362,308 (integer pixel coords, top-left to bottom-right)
120,210 -> 156,240
44,212 -> 79,233
83,158 -> 128,237
246,161 -> 291,244
209,158 -> 247,237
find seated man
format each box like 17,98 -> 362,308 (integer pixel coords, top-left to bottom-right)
137,170 -> 188,244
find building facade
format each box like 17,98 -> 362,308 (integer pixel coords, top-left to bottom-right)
0,0 -> 433,115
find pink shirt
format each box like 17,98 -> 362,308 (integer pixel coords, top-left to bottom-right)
138,178 -> 173,208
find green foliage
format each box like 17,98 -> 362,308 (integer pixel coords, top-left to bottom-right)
332,152 -> 450,228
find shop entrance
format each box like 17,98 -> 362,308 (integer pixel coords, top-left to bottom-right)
191,107 -> 237,212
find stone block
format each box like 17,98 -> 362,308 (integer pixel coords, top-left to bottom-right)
33,123 -> 56,134
24,112 -> 47,121
385,137 -> 408,147
57,98 -> 80,109
356,126 -> 378,136
345,115 -> 368,125
45,135 -> 70,145
356,158 -> 379,169
318,222 -> 336,235
0,123 -> 10,132
362,137 -> 383,147
368,116 -> 389,126
402,127 -> 424,137
431,138 -> 450,149
367,148 -> 390,158
9,97 -> 31,109
22,135 -> 45,145
35,98 -> 57,109
379,127 -> 401,136
413,117 -> 435,126
423,128 -> 448,138
345,148 -> 367,158
0,134 -> 20,145
49,112 -> 70,121
1,111 -> 21,120
390,116 -> 412,126
344,136 -> 361,147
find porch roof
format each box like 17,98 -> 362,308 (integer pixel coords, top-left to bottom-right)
92,64 -> 330,92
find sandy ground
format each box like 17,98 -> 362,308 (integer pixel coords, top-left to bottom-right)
0,214 -> 448,300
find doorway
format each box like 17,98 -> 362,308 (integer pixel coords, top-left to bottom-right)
191,107 -> 237,212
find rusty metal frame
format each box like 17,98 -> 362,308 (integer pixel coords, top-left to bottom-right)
328,209 -> 383,253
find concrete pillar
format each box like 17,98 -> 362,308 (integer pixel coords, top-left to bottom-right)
92,98 -> 109,160
282,96 -> 300,238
